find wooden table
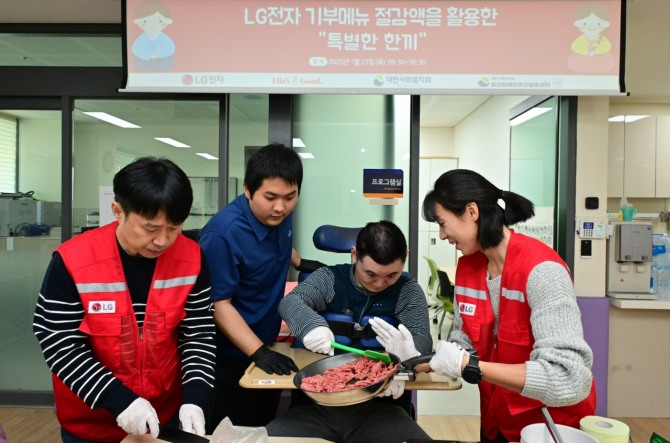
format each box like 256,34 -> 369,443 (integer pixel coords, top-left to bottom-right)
239,342 -> 461,391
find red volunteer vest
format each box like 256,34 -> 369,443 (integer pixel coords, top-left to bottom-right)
52,222 -> 201,442
456,232 -> 596,442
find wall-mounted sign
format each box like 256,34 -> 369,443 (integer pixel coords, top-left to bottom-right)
363,169 -> 403,198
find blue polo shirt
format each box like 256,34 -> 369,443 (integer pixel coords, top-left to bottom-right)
199,194 -> 293,360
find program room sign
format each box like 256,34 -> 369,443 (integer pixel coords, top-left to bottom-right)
363,169 -> 403,199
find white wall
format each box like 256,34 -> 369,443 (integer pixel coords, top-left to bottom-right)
455,96 -> 527,188
573,97 -> 610,297
420,127 -> 455,157
17,118 -> 61,202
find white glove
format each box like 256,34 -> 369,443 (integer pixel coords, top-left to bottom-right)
303,326 -> 335,355
430,341 -> 467,379
116,397 -> 160,437
369,317 -> 420,362
179,404 -> 206,436
378,380 -> 406,400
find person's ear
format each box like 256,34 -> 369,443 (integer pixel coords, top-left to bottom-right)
111,201 -> 123,221
243,184 -> 251,200
465,202 -> 480,221
350,246 -> 357,263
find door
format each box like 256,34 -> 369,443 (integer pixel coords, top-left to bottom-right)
0,106 -> 62,397
417,158 -> 458,300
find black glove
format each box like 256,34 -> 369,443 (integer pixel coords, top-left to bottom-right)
251,345 -> 299,375
295,258 -> 327,273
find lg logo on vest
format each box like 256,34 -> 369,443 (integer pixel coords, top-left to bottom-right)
459,302 -> 476,316
88,301 -> 116,314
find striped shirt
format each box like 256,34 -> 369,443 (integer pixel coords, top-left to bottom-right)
279,266 -> 432,355
33,245 -> 216,416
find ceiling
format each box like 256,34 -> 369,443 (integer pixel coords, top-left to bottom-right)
1,0 -> 669,127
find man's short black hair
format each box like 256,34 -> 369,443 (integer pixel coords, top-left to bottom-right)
113,156 -> 193,224
244,143 -> 303,198
356,220 -> 407,265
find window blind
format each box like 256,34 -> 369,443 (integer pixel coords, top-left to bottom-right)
0,115 -> 17,193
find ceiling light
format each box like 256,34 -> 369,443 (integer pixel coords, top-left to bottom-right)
608,115 -> 649,123
83,112 -> 140,128
509,107 -> 552,126
292,138 -> 306,148
298,152 -> 315,159
625,115 -> 649,122
154,137 -> 190,148
196,153 -> 218,160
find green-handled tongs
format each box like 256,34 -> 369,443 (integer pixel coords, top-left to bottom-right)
330,341 -> 392,364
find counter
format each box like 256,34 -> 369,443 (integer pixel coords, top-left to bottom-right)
608,297 -> 670,310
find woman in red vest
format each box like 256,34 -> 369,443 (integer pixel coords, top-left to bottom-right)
372,169 -> 596,443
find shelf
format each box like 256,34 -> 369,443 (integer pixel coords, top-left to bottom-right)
606,212 -> 660,220
608,297 -> 670,310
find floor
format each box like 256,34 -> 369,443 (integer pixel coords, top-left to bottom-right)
1,406 -> 669,443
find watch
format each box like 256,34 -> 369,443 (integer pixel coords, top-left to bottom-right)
462,354 -> 483,384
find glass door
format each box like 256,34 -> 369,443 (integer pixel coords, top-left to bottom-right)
0,108 -> 62,397
509,97 -> 559,249
72,99 -> 220,234
291,95 -> 411,269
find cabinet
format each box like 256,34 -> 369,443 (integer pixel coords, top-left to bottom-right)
656,116 -> 670,197
607,121 -> 624,197
608,116 -> 662,198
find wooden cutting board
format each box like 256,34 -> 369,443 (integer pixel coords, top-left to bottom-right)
239,342 -> 461,391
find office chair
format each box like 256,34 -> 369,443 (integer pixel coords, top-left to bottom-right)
422,255 -> 441,303
298,225 -> 362,282
436,269 -> 455,340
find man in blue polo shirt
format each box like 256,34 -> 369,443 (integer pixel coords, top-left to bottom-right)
199,143 -> 323,432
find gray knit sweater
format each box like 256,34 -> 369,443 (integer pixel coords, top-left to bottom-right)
448,261 -> 593,407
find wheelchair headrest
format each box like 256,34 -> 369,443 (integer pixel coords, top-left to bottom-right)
312,225 -> 362,253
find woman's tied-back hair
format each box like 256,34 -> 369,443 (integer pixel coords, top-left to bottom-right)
356,220 -> 407,265
244,143 -> 303,198
422,169 -> 535,249
113,156 -> 193,225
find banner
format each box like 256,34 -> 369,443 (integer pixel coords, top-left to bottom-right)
123,0 -> 624,95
